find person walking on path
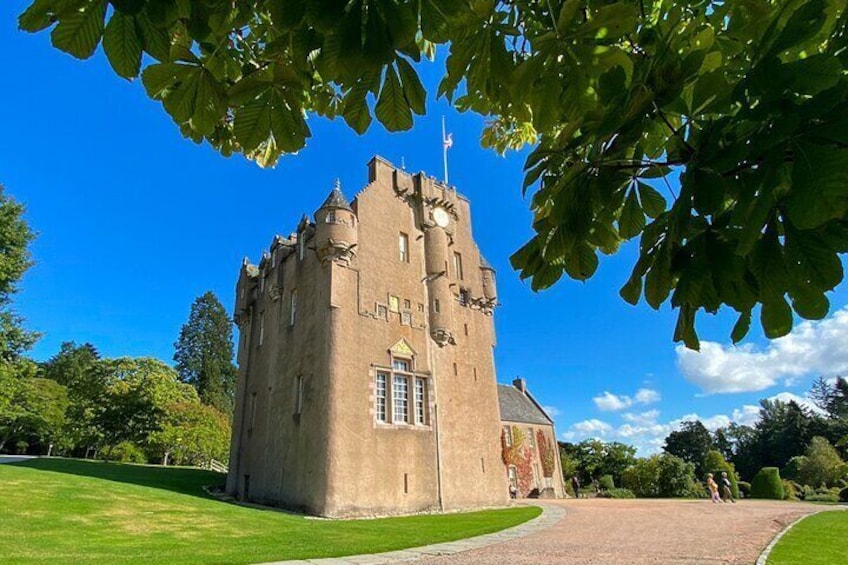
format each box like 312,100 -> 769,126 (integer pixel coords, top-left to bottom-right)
721,471 -> 736,503
707,473 -> 722,503
571,475 -> 581,499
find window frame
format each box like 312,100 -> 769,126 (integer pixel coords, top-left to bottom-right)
399,232 -> 409,263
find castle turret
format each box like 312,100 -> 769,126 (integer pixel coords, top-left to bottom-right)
480,254 -> 497,313
314,180 -> 358,266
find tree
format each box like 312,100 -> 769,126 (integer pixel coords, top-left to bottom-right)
755,399 -> 816,470
174,291 -> 237,415
663,420 -> 713,476
563,439 -> 637,486
796,436 -> 845,488
0,187 -> 37,360
41,342 -> 107,456
94,357 -> 198,453
0,371 -> 68,452
148,401 -> 231,466
19,1 -> 848,346
704,449 -> 740,499
621,453 -> 702,498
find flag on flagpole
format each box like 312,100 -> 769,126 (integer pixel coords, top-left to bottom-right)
443,133 -> 453,149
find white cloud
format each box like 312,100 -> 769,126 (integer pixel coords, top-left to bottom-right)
768,392 -> 825,415
622,410 -> 660,425
593,388 -> 661,411
635,388 -> 661,404
542,405 -> 561,418
561,419 -> 612,440
676,307 -> 848,394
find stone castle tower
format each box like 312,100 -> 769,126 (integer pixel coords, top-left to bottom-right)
226,156 -> 506,517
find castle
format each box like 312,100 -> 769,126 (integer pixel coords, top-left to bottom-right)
226,157 -> 563,517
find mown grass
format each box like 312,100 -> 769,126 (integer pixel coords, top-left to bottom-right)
0,458 -> 539,564
767,509 -> 848,565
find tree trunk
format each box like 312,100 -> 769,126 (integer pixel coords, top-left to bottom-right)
163,451 -> 170,466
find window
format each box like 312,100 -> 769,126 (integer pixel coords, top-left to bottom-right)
417,303 -> 424,312
458,289 -> 469,306
389,295 -> 399,313
503,425 -> 512,447
527,428 -> 535,448
258,311 -> 265,346
289,290 -> 297,326
393,375 -> 409,423
434,299 -> 440,313
392,358 -> 410,372
401,311 -> 412,326
508,465 -> 517,488
375,373 -> 388,422
403,299 -> 411,310
376,304 -> 388,319
415,377 -> 426,424
454,252 -> 463,280
399,232 -> 409,262
326,210 -> 336,223
295,375 -> 304,415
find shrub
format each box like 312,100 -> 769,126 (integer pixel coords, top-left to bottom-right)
751,467 -> 784,500
839,486 -> 848,502
782,479 -> 800,501
14,441 -> 28,455
606,487 -> 635,499
738,481 -> 751,498
105,441 -> 147,464
806,489 -> 840,503
598,474 -> 615,491
621,457 -> 660,497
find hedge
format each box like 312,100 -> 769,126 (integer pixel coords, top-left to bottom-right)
751,467 -> 784,500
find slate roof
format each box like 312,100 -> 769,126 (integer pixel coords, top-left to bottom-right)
497,384 -> 553,425
319,186 -> 353,211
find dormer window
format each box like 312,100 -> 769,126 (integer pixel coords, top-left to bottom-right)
327,210 -> 336,223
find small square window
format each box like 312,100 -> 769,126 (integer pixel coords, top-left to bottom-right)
376,304 -> 388,319
389,295 -> 399,312
401,311 -> 412,326
403,299 -> 411,310
417,303 -> 424,312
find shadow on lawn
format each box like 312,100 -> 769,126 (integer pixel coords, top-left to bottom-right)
10,457 -> 226,500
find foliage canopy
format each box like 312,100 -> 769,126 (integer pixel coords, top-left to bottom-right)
18,0 -> 848,345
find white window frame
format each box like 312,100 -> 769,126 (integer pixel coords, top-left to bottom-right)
503,425 -> 512,447
414,377 -> 426,425
399,232 -> 409,262
454,252 -> 463,280
258,311 -> 265,346
393,375 -> 409,423
375,373 -> 388,422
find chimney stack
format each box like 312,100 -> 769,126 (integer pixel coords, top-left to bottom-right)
512,377 -> 526,393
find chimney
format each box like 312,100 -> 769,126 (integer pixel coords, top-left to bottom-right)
512,377 -> 526,394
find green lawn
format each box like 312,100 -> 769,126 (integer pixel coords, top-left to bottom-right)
0,458 -> 540,564
767,510 -> 848,565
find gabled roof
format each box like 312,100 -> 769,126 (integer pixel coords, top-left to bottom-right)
497,384 -> 553,425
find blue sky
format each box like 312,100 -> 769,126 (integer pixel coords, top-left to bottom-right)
5,2 -> 848,454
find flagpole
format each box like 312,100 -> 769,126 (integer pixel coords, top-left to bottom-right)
442,115 -> 449,185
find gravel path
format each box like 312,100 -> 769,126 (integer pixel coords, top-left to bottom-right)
405,498 -> 826,565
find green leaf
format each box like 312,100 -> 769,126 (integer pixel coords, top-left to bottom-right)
51,0 -> 107,59
618,189 -> 645,239
103,11 -> 142,79
563,243 -> 598,281
767,0 -> 826,56
530,264 -> 563,291
673,306 -> 699,350
731,310 -> 751,343
761,295 -> 793,339
342,80 -> 373,134
786,143 -> 848,229
191,69 -> 227,136
644,251 -> 672,310
141,62 -> 181,98
784,228 -> 843,290
134,10 -> 169,62
374,65 -> 413,132
637,182 -> 666,219
234,94 -> 273,153
19,0 -> 58,32
268,91 -> 309,153
619,271 -> 642,305
396,58 -> 426,115
789,286 -> 829,320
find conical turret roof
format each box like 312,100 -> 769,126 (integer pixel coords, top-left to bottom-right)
318,179 -> 353,211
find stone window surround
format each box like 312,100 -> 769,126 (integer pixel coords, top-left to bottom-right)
370,358 -> 432,430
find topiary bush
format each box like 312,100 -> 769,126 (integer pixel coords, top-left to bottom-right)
738,481 -> 751,498
751,467 -> 784,500
598,474 -> 615,491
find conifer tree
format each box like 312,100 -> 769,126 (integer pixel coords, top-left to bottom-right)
173,292 -> 236,416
